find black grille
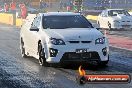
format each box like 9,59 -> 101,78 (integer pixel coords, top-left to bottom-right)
81,41 -> 92,43
69,41 -> 79,43
61,52 -> 100,62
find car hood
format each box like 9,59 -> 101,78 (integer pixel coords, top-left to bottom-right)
44,28 -> 104,41
110,14 -> 132,21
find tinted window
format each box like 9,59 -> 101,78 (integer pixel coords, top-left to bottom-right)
42,15 -> 93,29
108,10 -> 130,16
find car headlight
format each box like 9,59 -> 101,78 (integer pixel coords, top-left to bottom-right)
50,38 -> 65,45
95,37 -> 105,44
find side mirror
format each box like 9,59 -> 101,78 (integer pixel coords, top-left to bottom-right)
30,27 -> 39,32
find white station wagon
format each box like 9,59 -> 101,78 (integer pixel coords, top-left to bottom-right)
97,9 -> 132,30
20,12 -> 109,66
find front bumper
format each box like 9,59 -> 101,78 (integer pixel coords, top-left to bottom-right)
111,22 -> 132,29
45,43 -> 109,63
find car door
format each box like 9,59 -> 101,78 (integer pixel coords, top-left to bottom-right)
99,10 -> 109,28
102,11 -> 109,28
98,11 -> 105,28
28,15 -> 41,56
21,18 -> 33,52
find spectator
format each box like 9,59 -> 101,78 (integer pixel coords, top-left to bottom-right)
40,1 -> 48,9
4,3 -> 9,12
40,1 -> 44,9
67,6 -> 71,12
59,1 -> 63,9
10,0 -> 16,12
17,3 -> 24,18
20,4 -> 27,19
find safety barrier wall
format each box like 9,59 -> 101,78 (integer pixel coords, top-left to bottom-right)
0,13 -> 35,27
16,18 -> 23,27
86,15 -> 98,21
0,13 -> 14,25
1,12 -> 132,27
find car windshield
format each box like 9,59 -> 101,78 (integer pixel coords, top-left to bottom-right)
108,10 -> 130,16
42,15 -> 93,29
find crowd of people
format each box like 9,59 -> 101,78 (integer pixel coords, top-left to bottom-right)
2,0 -> 82,19
4,0 -> 27,19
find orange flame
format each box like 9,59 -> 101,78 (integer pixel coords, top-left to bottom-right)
79,66 -> 86,76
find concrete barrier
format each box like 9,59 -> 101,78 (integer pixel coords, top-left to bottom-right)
0,13 -> 14,25
0,12 -> 97,27
0,13 -> 36,27
86,15 -> 98,21
16,18 -> 23,27
1,11 -> 132,27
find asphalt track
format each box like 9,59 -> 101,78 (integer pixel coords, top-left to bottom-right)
0,24 -> 132,88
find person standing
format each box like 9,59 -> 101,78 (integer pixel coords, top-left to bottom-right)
10,0 -> 16,13
20,4 -> 27,19
4,3 -> 9,12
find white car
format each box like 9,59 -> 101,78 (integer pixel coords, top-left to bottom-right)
97,9 -> 132,30
20,12 -> 109,66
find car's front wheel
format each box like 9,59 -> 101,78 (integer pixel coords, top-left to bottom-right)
38,42 -> 47,66
97,55 -> 109,66
108,22 -> 112,30
21,39 -> 27,58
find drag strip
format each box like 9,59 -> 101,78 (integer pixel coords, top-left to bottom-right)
0,24 -> 132,88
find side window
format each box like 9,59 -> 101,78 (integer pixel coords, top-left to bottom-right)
31,17 -> 37,28
104,11 -> 108,17
36,16 -> 41,27
108,11 -> 110,16
101,10 -> 107,17
101,11 -> 105,17
31,16 -> 41,28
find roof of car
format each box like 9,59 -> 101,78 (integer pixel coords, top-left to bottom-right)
40,12 -> 81,16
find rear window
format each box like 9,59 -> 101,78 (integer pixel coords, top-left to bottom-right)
42,15 -> 93,29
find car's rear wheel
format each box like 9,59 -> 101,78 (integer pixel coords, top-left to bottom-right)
97,21 -> 100,28
108,22 -> 112,30
21,39 -> 27,58
38,42 -> 47,66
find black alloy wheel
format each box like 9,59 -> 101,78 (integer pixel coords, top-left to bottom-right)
21,39 -> 27,58
38,43 -> 46,66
